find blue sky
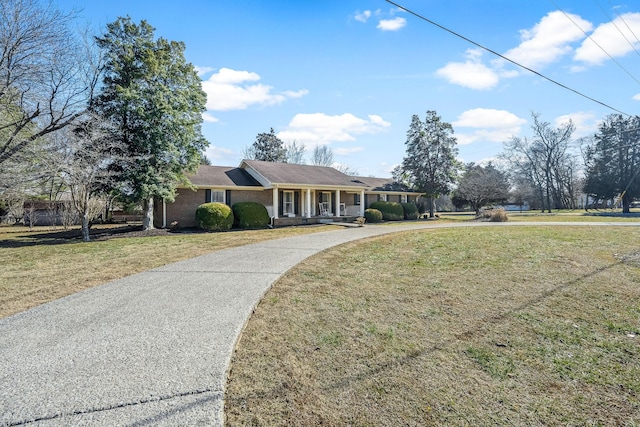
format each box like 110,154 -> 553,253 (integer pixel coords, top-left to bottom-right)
57,0 -> 640,177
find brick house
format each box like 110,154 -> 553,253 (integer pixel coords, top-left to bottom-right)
154,160 -> 422,228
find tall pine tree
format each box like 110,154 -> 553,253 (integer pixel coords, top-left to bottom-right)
94,17 -> 207,229
584,114 -> 640,213
400,111 -> 459,217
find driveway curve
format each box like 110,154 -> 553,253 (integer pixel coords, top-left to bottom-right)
1,221 -> 638,426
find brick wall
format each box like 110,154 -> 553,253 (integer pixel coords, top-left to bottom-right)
154,189 -> 271,228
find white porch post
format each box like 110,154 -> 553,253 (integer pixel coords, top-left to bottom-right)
272,188 -> 279,219
360,190 -> 365,216
162,199 -> 167,228
306,189 -> 311,218
335,190 -> 341,217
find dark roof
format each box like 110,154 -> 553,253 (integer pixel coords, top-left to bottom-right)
243,160 -> 367,187
351,176 -> 392,190
188,165 -> 262,187
352,176 -> 417,193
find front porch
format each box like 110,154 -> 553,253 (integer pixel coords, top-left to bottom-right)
272,214 -> 361,227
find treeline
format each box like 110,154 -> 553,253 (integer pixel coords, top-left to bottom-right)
393,111 -> 640,216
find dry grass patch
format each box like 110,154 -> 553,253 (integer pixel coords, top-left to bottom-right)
226,226 -> 640,426
0,224 -> 340,318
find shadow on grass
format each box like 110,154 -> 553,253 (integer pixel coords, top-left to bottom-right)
0,225 -> 163,248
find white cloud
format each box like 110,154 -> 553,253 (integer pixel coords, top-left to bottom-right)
503,11 -> 592,69
277,113 -> 390,147
633,93 -> 640,101
201,67 -> 308,111
204,145 -> 235,162
377,17 -> 406,31
452,108 -> 527,145
574,12 -> 640,65
554,112 -> 599,137
436,55 -> 500,90
355,10 -> 372,23
202,112 -> 219,123
194,66 -> 215,76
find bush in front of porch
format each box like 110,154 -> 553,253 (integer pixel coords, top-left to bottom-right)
196,202 -> 234,231
369,201 -> 404,221
364,208 -> 382,223
232,202 -> 270,229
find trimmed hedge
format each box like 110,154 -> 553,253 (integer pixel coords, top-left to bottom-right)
195,202 -> 234,231
369,201 -> 404,221
401,202 -> 419,220
364,208 -> 383,223
232,202 -> 270,229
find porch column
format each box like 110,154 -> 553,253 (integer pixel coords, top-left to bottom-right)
272,188 -> 279,219
162,199 -> 167,228
306,189 -> 311,218
360,190 -> 365,216
335,190 -> 341,217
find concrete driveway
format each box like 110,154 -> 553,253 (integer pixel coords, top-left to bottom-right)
1,221 -> 638,426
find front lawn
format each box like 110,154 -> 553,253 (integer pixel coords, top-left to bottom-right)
226,226 -> 640,426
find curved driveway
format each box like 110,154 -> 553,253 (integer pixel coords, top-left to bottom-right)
1,221 -> 638,426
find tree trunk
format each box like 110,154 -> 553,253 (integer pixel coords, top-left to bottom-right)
143,197 -> 154,230
622,194 -> 631,214
81,214 -> 91,242
429,197 -> 435,218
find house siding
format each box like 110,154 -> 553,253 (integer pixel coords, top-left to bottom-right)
155,189 -> 271,228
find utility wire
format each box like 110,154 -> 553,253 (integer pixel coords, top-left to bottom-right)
608,0 -> 640,45
551,0 -> 640,86
384,0 -> 630,117
593,0 -> 640,59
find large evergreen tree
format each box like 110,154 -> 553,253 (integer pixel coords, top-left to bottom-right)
94,17 -> 207,229
249,128 -> 287,162
584,114 -> 640,213
400,111 -> 459,217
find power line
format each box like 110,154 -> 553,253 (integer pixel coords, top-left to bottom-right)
384,0 -> 631,117
607,0 -> 640,45
593,0 -> 640,60
551,0 -> 640,86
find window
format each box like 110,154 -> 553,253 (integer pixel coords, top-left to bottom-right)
401,194 -> 407,203
354,193 -> 361,206
283,191 -> 294,215
379,194 -> 387,202
207,189 -> 224,203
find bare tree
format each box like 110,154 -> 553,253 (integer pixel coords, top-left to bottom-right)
0,0 -> 98,166
285,140 -> 306,164
453,163 -> 510,214
311,145 -> 334,167
45,115 -> 121,241
502,113 -> 575,212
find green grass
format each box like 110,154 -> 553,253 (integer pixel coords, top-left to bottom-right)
225,226 -> 640,426
0,224 -> 341,318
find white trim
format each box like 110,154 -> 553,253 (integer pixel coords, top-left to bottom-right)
283,190 -> 295,216
306,189 -> 311,218
335,190 -> 341,217
272,188 -> 279,219
162,199 -> 167,228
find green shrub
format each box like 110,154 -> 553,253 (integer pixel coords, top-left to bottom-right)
364,208 -> 383,223
195,202 -> 234,231
370,201 -> 404,221
401,202 -> 419,220
232,202 -> 270,229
